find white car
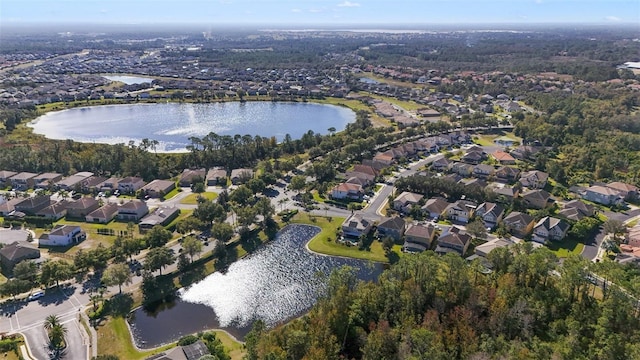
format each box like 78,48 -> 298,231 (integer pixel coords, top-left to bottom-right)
28,290 -> 44,301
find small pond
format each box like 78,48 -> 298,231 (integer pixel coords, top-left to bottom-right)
127,224 -> 383,348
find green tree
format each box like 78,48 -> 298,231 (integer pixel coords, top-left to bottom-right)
102,263 -> 133,294
182,236 -> 203,262
40,260 -> 74,287
466,218 -> 488,240
144,246 -> 175,276
254,196 -> 275,226
211,222 -> 234,243
145,225 -> 173,248
13,260 -> 38,284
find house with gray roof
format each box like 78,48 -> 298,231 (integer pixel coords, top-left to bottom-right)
0,241 -> 40,273
533,216 -> 570,243
376,216 -> 406,241
139,205 -> 180,231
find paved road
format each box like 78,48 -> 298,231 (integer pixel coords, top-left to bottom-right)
581,208 -> 640,261
1,285 -> 90,359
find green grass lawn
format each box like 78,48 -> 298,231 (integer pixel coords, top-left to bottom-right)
546,238 -> 585,258
162,186 -> 181,200
0,272 -> 7,285
292,213 -> 395,263
96,317 -> 172,360
180,192 -> 218,205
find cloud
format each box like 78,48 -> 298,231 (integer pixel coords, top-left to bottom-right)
309,8 -> 323,13
605,15 -> 621,22
337,1 -> 360,7
291,8 -> 301,13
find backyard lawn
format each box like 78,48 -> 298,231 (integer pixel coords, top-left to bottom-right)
292,213 -> 397,263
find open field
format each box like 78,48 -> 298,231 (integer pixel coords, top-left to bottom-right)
546,238 -> 585,258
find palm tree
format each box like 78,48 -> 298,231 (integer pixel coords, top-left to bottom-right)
48,323 -> 67,352
44,314 -> 61,331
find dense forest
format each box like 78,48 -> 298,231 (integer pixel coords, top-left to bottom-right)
245,248 -> 640,360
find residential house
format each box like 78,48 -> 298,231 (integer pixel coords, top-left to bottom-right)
474,202 -> 505,229
118,176 -> 146,194
533,216 -> 570,243
494,166 -> 521,183
393,191 -> 424,214
422,197 -> 449,219
459,178 -> 487,189
451,162 -> 474,177
33,173 -> 63,190
9,172 -> 38,191
230,168 -> 254,185
0,170 -> 17,187
493,186 -> 520,203
117,200 -> 149,222
376,216 -> 406,241
139,205 -> 180,231
502,211 -> 535,237
372,153 -> 394,166
431,157 -> 452,172
55,172 -> 93,191
0,198 -> 21,216
206,168 -> 228,186
80,176 -> 108,194
97,177 -> 121,193
141,180 -> 176,198
435,227 -> 472,256
607,182 -> 638,201
445,200 -> 477,224
362,158 -> 390,172
0,241 -> 40,273
331,182 -> 364,200
39,225 -> 86,247
342,213 -> 373,238
403,223 -> 436,252
462,151 -> 484,165
85,203 -> 119,224
491,151 -> 516,165
66,197 -> 100,219
510,145 -> 543,161
519,170 -> 549,189
475,238 -> 515,257
558,200 -> 596,221
35,201 -> 69,221
14,195 -> 51,215
521,189 -> 551,209
473,164 -> 494,179
583,185 -> 624,206
178,169 -> 206,187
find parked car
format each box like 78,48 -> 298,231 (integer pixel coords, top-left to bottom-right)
28,290 -> 44,301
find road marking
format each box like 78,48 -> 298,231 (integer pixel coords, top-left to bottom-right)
15,313 -> 20,330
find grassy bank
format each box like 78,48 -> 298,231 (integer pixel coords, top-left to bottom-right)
96,317 -> 172,360
291,212 -> 395,263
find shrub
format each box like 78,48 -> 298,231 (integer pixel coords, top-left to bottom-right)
177,334 -> 199,346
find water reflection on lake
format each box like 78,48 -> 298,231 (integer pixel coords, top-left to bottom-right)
128,224 -> 383,348
29,102 -> 355,152
103,75 -> 155,84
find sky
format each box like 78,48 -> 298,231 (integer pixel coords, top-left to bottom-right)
2,0 -> 639,26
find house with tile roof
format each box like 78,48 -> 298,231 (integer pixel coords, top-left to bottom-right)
533,216 -> 570,243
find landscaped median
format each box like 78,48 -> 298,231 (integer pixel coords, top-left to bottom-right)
290,213 -> 399,263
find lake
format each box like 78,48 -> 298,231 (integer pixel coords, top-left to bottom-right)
103,75 -> 155,85
28,102 -> 355,152
127,224 -> 383,348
